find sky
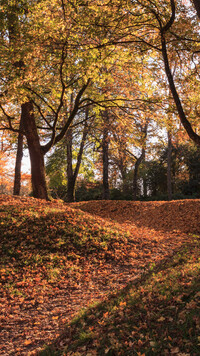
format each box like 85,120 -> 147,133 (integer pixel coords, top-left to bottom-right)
22,149 -> 31,173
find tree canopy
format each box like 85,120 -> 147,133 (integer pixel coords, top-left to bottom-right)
0,0 -> 199,199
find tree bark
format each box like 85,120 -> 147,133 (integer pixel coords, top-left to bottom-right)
73,118 -> 88,183
121,166 -> 128,194
22,101 -> 49,200
66,126 -> 74,201
102,113 -> 110,200
67,177 -> 76,202
13,115 -> 24,195
142,157 -> 147,199
119,144 -> 128,194
167,130 -> 172,200
133,148 -> 145,200
143,170 -> 147,198
133,123 -> 147,200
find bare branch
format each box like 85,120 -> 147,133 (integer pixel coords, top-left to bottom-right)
162,0 -> 175,33
0,104 -> 20,133
32,100 -> 53,129
41,79 -> 90,153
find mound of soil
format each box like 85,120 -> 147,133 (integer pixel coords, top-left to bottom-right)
70,199 -> 200,235
1,195 -> 199,355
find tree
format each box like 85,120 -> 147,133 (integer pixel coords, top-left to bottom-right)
126,0 -> 200,145
181,143 -> 200,196
0,132 -> 14,194
0,0 -> 120,199
65,107 -> 89,202
102,111 -> 110,199
1,0 -> 25,196
1,0 -> 199,202
160,0 -> 200,145
46,106 -> 94,201
13,116 -> 24,196
167,130 -> 173,200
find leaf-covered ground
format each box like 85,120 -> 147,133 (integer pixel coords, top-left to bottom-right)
0,195 -> 199,355
70,199 -> 200,234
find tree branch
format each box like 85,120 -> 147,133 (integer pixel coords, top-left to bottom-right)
160,0 -> 200,145
0,104 -> 20,133
41,79 -> 90,153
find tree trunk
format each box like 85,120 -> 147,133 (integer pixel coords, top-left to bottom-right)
133,124 -> 147,200
66,107 -> 89,202
142,158 -> 147,199
22,101 -> 49,200
160,2 -> 200,146
73,115 -> 89,183
118,145 -> 128,194
66,126 -> 74,202
102,113 -> 110,200
121,167 -> 128,194
67,177 -> 76,202
7,1 -> 23,196
167,130 -> 172,200
143,171 -> 147,198
13,115 -> 24,195
133,148 -> 145,200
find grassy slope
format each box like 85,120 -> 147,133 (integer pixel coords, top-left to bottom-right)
0,195 -> 199,355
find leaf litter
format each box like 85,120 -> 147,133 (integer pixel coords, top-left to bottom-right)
0,195 -> 199,355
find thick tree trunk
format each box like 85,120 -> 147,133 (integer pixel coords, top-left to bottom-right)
13,115 -> 23,195
22,101 -> 49,200
102,114 -> 110,200
167,130 -> 172,200
67,177 -> 76,202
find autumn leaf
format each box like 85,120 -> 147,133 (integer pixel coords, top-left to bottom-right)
0,195 -> 199,355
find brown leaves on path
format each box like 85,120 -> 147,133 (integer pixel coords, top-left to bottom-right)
0,195 -> 199,355
70,199 -> 200,234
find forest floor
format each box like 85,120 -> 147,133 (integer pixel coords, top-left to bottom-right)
0,195 -> 199,355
